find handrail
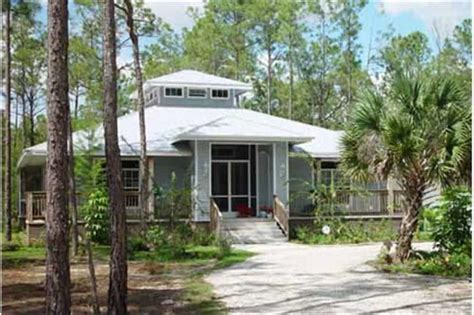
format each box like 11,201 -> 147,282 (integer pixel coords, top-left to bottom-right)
25,190 -> 142,222
210,199 -> 223,238
273,195 -> 289,236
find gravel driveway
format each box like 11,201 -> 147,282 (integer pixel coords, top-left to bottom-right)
206,242 -> 471,314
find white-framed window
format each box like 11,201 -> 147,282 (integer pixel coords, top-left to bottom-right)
122,160 -> 140,190
164,87 -> 184,98
188,88 -> 207,98
211,89 -> 229,99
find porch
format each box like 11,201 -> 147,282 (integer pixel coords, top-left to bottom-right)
24,191 -> 144,223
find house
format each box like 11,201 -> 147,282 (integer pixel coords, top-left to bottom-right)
18,70 -> 403,242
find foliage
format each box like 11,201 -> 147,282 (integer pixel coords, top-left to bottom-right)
375,248 -> 471,278
81,189 -> 110,245
153,172 -> 192,225
131,223 -> 219,260
295,219 -> 397,245
431,186 -> 472,254
2,242 -> 20,252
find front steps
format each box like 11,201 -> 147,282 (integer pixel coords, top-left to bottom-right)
221,218 -> 287,244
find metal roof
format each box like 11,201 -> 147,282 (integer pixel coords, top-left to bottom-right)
18,106 -> 342,167
147,70 -> 252,90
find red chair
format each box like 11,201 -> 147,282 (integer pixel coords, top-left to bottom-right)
235,204 -> 253,217
260,205 -> 273,216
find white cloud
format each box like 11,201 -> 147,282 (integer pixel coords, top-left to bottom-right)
378,0 -> 471,38
142,0 -> 205,32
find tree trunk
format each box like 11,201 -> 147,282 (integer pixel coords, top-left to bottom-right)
5,0 -> 12,242
396,183 -> 424,262
122,0 -> 149,233
267,48 -> 272,115
28,94 -> 35,146
86,238 -> 101,315
68,112 -> 79,256
45,0 -> 71,313
288,41 -> 293,120
103,1 -> 128,314
74,91 -> 79,120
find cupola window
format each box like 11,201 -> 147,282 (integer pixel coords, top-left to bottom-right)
164,87 -> 183,98
188,88 -> 207,98
211,89 -> 229,99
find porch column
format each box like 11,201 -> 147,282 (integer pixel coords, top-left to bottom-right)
148,157 -> 155,219
386,177 -> 396,215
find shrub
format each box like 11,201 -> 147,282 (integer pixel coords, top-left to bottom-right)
145,226 -> 165,249
431,186 -> 471,254
81,189 -> 110,245
2,242 -> 20,252
128,236 -> 149,253
217,238 -> 232,259
295,219 -> 397,244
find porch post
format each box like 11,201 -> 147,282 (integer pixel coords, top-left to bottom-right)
148,157 -> 155,220
387,177 -> 395,215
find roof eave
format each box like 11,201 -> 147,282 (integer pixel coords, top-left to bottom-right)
174,135 -> 313,143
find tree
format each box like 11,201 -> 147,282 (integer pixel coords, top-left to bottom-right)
249,0 -> 284,114
297,1 -> 341,127
45,0 -> 71,312
4,0 -> 12,242
341,72 -> 471,261
279,0 -> 305,119
68,111 -> 79,256
331,0 -> 367,119
377,32 -> 432,76
11,1 -> 45,148
183,0 -> 255,81
103,0 -> 128,313
116,0 -> 150,233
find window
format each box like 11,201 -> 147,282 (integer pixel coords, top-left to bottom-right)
212,145 -> 249,160
164,87 -> 183,98
188,88 -> 207,98
211,89 -> 229,99
122,160 -> 139,190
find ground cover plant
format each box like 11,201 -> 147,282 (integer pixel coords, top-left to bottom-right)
294,218 -> 399,244
374,186 -> 471,278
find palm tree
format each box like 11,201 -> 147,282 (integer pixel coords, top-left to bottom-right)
341,72 -> 471,261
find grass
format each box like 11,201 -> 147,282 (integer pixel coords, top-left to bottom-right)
2,246 -> 46,268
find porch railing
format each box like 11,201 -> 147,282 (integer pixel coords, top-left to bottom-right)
273,195 -> 289,236
25,190 -> 142,222
290,189 -> 405,217
210,199 -> 223,238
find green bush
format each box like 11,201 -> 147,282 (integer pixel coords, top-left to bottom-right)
217,238 -> 232,259
295,219 -> 397,244
128,236 -> 149,253
2,242 -> 20,252
81,189 -> 110,245
145,226 -> 165,249
431,186 -> 471,254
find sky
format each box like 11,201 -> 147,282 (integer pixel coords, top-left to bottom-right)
1,0 -> 471,111
139,0 -> 472,70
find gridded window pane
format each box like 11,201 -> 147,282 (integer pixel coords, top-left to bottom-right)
165,87 -> 183,97
211,89 -> 229,99
188,88 -> 207,98
122,169 -> 139,189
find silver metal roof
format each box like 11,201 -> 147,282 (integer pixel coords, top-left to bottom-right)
18,106 -> 342,167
